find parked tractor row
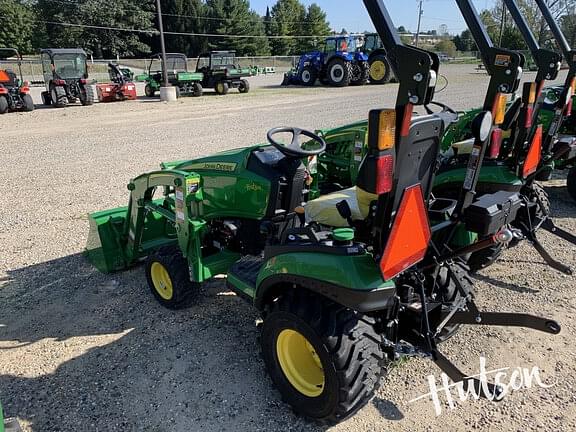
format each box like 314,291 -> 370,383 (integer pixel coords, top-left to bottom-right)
282,34 -> 392,87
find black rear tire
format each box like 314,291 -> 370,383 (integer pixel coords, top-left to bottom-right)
368,54 -> 392,85
261,290 -> 386,424
568,166 -> 576,201
80,85 -> 94,106
299,66 -> 317,86
350,61 -> 369,86
41,91 -> 52,106
0,96 -> 8,114
238,79 -> 250,93
145,84 -> 155,97
50,86 -> 67,108
22,94 -> 34,112
145,247 -> 199,309
326,58 -> 351,87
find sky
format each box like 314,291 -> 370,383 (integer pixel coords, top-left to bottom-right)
250,0 -> 497,35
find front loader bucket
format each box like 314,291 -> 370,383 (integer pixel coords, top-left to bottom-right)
85,206 -> 129,273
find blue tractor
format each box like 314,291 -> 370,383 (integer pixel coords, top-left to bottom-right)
282,36 -> 370,87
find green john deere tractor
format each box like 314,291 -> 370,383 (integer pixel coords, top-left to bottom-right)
86,0 -> 561,423
306,0 -> 576,274
138,53 -> 204,98
195,51 -> 252,95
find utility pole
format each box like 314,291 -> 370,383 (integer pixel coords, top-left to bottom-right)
498,0 -> 506,46
155,0 -> 169,88
415,0 -> 424,47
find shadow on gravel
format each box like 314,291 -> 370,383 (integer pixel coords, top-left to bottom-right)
0,254 -> 339,431
372,398 -> 404,421
473,273 -> 540,294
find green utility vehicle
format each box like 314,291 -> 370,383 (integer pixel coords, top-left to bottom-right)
86,0 -> 560,423
139,53 -> 204,98
195,51 -> 252,95
40,48 -> 93,108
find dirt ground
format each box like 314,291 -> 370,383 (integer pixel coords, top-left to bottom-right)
0,64 -> 575,432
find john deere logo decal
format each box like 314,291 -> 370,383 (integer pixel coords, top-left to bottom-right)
187,162 -> 237,172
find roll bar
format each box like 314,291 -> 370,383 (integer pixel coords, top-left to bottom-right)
534,0 -> 572,59
455,0 -> 524,110
503,0 -> 561,83
362,0 -> 438,107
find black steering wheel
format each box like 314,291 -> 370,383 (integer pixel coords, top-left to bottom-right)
267,127 -> 326,158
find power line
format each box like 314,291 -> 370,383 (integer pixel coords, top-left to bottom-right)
14,18 -> 335,39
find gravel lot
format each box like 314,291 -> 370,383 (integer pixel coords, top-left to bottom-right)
0,64 -> 575,432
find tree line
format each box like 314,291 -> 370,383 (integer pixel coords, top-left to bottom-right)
0,0 -> 332,58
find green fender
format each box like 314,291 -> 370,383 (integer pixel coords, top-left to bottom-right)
254,252 -> 396,313
0,401 -> 4,432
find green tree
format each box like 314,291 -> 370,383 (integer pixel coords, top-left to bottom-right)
160,0 -> 207,57
435,39 -> 457,57
205,0 -> 270,56
0,0 -> 36,53
36,0 -> 155,57
270,0 -> 306,55
300,3 -> 331,52
453,30 -> 475,51
561,13 -> 576,49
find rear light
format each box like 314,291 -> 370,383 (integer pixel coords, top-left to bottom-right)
380,184 -> 431,280
492,93 -> 507,126
525,104 -> 533,128
566,98 -> 573,117
528,82 -> 537,104
377,110 -> 396,150
400,103 -> 413,137
0,87 -> 7,94
489,128 -> 503,159
20,86 -> 30,94
376,155 -> 394,194
522,125 -> 543,178
53,79 -> 66,86
80,78 -> 87,84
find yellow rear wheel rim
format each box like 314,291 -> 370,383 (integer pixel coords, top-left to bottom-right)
276,329 -> 325,397
150,262 -> 173,300
370,60 -> 386,81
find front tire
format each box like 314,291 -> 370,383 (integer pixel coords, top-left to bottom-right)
260,291 -> 386,424
145,247 -> 199,309
326,58 -> 351,87
568,166 -> 576,201
215,81 -> 229,95
238,79 -> 250,93
192,82 -> 203,97
368,55 -> 392,85
299,66 -> 317,86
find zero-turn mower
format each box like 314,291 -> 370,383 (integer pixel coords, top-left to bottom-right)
0,48 -> 34,114
40,48 -> 94,108
96,63 -> 137,103
86,0 -> 560,423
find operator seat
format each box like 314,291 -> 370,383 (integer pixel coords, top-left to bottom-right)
306,112 -> 446,227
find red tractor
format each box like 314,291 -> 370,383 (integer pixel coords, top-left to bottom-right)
0,48 -> 34,114
96,63 -> 137,103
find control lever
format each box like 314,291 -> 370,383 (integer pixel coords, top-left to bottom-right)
336,200 -> 354,227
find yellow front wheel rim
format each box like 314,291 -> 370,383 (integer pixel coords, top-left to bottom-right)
370,60 -> 386,81
150,262 -> 173,300
276,329 -> 325,397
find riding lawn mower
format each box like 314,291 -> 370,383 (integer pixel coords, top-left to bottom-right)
85,0 -> 561,423
0,48 -> 34,114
